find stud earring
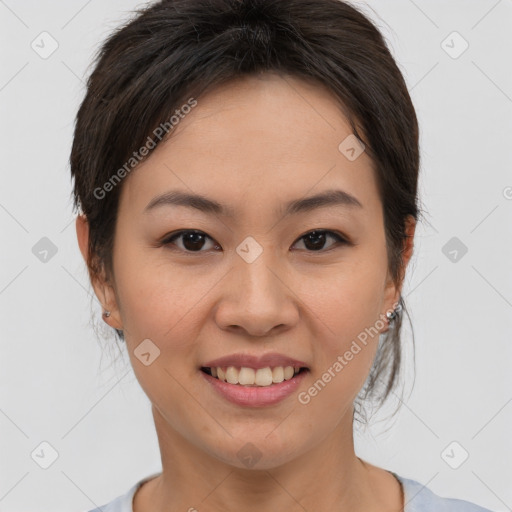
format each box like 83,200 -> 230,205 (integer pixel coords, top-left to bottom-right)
103,310 -> 111,318
386,301 -> 402,323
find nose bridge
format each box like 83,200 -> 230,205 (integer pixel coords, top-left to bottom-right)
215,241 -> 297,336
233,242 -> 283,307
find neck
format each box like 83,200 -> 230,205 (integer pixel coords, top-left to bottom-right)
133,405 -> 400,512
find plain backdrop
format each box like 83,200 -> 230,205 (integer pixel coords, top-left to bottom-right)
1,1 -> 511,511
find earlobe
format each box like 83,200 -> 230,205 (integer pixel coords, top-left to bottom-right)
380,215 -> 416,332
96,282 -> 123,330
75,214 -> 124,331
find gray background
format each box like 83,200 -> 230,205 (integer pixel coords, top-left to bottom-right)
1,0 -> 511,510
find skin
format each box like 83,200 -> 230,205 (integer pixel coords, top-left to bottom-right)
77,72 -> 415,512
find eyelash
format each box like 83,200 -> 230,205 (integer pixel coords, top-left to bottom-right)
160,229 -> 350,254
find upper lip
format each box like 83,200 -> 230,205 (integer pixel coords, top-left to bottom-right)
201,352 -> 309,370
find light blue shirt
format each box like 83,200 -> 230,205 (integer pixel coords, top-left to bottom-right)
85,471 -> 494,511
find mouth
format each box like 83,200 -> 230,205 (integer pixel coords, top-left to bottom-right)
200,366 -> 309,387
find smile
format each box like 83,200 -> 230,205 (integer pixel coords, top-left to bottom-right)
200,366 -> 310,407
201,365 -> 309,387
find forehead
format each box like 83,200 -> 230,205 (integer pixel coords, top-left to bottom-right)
119,73 -> 380,223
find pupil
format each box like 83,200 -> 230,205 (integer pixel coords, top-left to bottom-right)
304,231 -> 326,251
184,232 -> 204,251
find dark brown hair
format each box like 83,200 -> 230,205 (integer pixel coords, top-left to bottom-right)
70,0 -> 423,424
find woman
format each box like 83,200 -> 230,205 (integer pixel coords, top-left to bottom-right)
71,0 -> 493,510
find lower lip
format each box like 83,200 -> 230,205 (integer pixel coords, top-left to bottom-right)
200,369 -> 309,407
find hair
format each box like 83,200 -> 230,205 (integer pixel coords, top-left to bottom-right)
70,0 -> 424,425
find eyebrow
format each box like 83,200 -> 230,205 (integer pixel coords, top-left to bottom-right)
143,188 -> 363,218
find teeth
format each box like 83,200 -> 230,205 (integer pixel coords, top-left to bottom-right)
238,367 -> 255,385
272,366 -> 284,383
255,367 -> 273,386
225,366 -> 238,384
284,366 -> 295,380
209,366 -> 302,387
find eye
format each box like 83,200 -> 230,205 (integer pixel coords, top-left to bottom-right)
292,230 -> 349,252
161,229 -> 349,254
162,230 -> 219,253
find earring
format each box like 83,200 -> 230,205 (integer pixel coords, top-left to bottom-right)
103,310 -> 111,318
386,301 -> 402,323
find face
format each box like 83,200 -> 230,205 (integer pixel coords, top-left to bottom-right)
78,72 -> 414,470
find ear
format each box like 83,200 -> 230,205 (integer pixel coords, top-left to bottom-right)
381,215 -> 416,327
75,214 -> 123,330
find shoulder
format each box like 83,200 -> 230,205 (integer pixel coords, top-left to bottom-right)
83,473 -> 161,512
85,492 -> 128,512
391,472 -> 494,512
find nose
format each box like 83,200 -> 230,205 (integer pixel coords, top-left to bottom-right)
214,254 -> 300,338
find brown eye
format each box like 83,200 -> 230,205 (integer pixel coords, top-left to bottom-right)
293,230 -> 348,252
162,230 -> 218,252
162,229 -> 348,254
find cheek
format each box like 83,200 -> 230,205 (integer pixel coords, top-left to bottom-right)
299,282 -> 383,420
310,257 -> 386,333
113,242 -> 213,339
301,252 -> 387,386
113,249 -> 227,403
